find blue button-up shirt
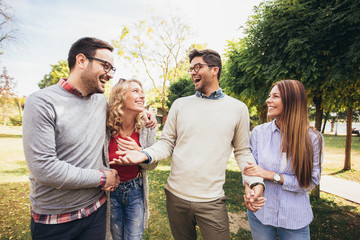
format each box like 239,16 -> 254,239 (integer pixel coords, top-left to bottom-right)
250,120 -> 323,229
195,88 -> 225,100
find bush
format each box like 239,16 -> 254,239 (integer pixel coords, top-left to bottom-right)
9,116 -> 22,126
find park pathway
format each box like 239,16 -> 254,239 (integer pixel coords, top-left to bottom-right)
320,175 -> 360,204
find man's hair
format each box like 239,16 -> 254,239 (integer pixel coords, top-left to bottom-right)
188,49 -> 222,80
67,37 -> 113,72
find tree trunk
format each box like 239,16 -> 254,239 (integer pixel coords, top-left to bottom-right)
335,116 -> 339,136
321,117 -> 327,133
330,119 -> 335,132
3,112 -> 7,126
321,111 -> 330,133
310,185 -> 320,199
313,95 -> 323,131
17,97 -> 23,118
311,95 -> 322,199
343,108 -> 353,170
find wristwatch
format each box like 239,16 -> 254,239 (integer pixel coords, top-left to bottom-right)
273,173 -> 281,183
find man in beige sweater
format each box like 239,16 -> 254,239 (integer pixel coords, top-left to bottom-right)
112,49 -> 265,240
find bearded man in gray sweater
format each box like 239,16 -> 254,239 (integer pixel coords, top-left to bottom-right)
22,37 -> 121,240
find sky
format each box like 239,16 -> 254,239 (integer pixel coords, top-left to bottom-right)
1,0 -> 263,96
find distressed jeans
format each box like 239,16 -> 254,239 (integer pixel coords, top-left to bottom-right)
110,177 -> 144,240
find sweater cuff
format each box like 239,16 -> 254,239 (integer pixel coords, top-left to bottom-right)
140,150 -> 152,164
250,182 -> 266,191
98,170 -> 106,188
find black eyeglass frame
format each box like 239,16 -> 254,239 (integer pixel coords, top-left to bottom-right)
188,63 -> 215,73
85,55 -> 116,74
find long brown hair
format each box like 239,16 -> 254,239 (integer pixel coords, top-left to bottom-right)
273,80 -> 322,189
106,79 -> 145,137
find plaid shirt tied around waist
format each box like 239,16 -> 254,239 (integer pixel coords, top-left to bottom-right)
31,193 -> 106,224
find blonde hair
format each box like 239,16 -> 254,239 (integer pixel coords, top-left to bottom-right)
107,79 -> 145,137
272,80 -> 322,189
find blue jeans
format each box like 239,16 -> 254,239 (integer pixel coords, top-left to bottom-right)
110,177 -> 144,240
247,210 -> 310,240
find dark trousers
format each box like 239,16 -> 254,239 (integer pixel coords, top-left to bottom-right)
31,201 -> 107,240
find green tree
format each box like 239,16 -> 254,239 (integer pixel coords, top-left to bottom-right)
112,13 -> 193,114
146,86 -> 167,110
323,0 -> 360,170
224,0 -> 329,127
224,0 -> 360,198
167,75 -> 195,109
223,39 -> 272,123
312,0 -> 360,170
14,95 -> 25,117
324,79 -> 360,170
38,60 -> 69,89
224,0 -> 360,171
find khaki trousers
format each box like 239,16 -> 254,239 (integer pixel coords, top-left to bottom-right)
165,189 -> 230,240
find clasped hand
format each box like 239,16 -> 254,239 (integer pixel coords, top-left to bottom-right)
109,136 -> 147,166
102,169 -> 120,191
244,182 -> 266,212
243,162 -> 267,212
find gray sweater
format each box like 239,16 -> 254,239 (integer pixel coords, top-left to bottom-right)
23,83 -> 109,214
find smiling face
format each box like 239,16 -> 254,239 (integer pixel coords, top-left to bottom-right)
189,56 -> 218,96
82,48 -> 114,94
266,85 -> 283,120
123,81 -> 145,114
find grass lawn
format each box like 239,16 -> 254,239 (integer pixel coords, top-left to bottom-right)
0,126 -> 359,239
322,134 -> 360,182
0,126 -> 31,239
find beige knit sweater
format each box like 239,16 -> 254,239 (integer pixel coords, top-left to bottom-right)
144,95 -> 264,202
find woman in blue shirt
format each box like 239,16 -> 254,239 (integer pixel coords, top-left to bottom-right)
244,80 -> 323,240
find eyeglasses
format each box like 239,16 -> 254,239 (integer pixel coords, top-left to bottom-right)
117,78 -> 127,85
85,55 -> 116,74
188,63 -> 215,73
